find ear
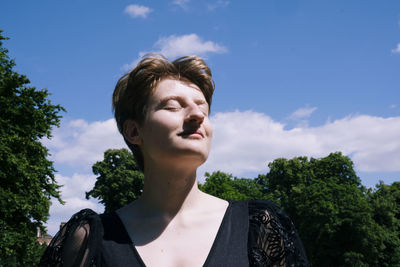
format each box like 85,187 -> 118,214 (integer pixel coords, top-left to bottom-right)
123,119 -> 142,145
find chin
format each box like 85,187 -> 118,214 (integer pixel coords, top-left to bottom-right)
170,149 -> 209,167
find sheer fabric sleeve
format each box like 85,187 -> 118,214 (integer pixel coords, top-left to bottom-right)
248,200 -> 309,267
39,209 -> 102,267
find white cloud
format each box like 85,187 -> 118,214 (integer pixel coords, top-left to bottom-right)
122,34 -> 227,71
124,4 -> 152,18
392,43 -> 400,53
43,118 -> 127,171
198,111 -> 400,180
207,0 -> 230,11
155,34 -> 227,58
45,111 -> 400,233
289,106 -> 317,120
46,173 -> 104,235
172,0 -> 190,8
46,111 -> 400,181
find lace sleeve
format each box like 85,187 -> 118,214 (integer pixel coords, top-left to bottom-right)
39,209 -> 102,267
248,200 -> 309,267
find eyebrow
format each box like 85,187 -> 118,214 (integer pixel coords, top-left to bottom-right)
159,95 -> 181,104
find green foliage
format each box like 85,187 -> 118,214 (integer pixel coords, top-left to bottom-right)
367,181 -> 400,266
256,152 -> 400,266
86,148 -> 144,213
0,30 -> 64,265
200,171 -> 265,200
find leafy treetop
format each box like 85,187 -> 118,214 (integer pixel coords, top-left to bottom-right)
0,29 -> 65,265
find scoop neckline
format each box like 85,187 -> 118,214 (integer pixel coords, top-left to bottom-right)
112,201 -> 232,267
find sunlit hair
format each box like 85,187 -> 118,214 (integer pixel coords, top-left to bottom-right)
112,53 -> 215,170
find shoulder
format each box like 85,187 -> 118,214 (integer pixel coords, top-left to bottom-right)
248,199 -> 282,215
248,200 -> 295,231
39,209 -> 103,267
247,200 -> 309,267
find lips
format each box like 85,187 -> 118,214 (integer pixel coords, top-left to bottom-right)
178,129 -> 204,138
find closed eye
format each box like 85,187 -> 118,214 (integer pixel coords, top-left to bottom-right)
157,96 -> 208,115
164,106 -> 181,111
157,98 -> 182,111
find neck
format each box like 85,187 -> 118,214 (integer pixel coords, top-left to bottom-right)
139,161 -> 202,216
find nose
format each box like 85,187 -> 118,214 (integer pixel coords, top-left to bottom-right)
185,104 -> 205,124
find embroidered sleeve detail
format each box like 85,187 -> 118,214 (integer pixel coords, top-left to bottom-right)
39,209 -> 101,267
248,200 -> 309,267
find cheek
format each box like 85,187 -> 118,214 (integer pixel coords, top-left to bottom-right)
205,119 -> 213,138
146,115 -> 180,137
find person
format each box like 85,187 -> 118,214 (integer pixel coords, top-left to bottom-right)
40,54 -> 309,267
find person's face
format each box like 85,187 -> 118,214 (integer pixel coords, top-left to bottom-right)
126,78 -> 213,168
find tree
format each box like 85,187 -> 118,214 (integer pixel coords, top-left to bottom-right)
367,181 -> 400,266
0,30 -> 64,265
200,171 -> 264,201
86,148 -> 144,213
256,152 -> 396,266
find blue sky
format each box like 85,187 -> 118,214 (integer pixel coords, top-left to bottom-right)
2,0 -> 400,234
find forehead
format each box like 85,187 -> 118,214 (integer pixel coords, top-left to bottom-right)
150,78 -> 205,102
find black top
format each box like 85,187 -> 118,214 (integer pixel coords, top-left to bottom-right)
100,201 -> 249,266
40,200 -> 309,267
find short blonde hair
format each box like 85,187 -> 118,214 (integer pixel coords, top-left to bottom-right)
112,54 -> 215,170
